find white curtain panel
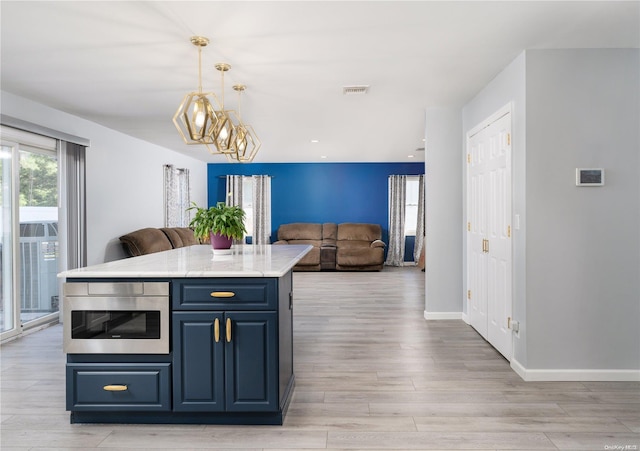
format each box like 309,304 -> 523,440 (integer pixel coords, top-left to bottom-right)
385,174 -> 406,266
225,175 -> 244,245
252,175 -> 272,245
164,165 -> 190,227
414,174 -> 425,263
225,175 -> 243,208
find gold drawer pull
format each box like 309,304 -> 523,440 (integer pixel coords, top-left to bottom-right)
214,318 -> 220,343
226,318 -> 232,343
210,291 -> 235,298
103,385 -> 128,392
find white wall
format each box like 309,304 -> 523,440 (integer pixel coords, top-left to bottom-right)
1,91 -> 208,265
461,49 -> 640,378
462,52 -> 528,366
424,107 -> 463,318
525,49 -> 640,372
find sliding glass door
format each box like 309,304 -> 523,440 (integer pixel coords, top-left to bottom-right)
1,138 -> 59,340
0,144 -> 17,335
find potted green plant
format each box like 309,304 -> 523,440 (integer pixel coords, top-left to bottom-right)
187,201 -> 247,249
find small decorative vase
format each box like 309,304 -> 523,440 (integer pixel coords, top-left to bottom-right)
210,232 -> 233,250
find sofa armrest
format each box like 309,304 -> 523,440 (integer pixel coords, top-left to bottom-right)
371,239 -> 386,249
273,240 -> 289,245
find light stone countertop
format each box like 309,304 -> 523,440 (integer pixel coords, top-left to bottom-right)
58,244 -> 312,279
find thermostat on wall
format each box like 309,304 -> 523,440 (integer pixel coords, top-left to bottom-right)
576,168 -> 604,186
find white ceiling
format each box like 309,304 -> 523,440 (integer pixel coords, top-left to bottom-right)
1,1 -> 638,163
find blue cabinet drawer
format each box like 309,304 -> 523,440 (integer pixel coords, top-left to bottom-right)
173,278 -> 277,310
66,363 -> 170,411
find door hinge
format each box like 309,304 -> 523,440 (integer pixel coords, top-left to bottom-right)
467,290 -> 471,300
507,225 -> 511,238
467,222 -> 471,232
467,153 -> 471,163
507,316 -> 511,329
507,133 -> 511,146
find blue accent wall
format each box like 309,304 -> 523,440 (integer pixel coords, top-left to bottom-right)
207,162 -> 424,260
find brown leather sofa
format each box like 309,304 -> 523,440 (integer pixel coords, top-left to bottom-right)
119,227 -> 199,257
273,222 -> 385,271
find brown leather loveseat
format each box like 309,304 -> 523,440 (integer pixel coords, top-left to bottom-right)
119,227 -> 199,257
273,222 -> 385,271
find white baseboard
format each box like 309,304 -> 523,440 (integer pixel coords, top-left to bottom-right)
423,311 -> 463,320
461,312 -> 469,324
511,359 -> 640,382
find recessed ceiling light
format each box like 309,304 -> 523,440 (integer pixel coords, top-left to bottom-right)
408,155 -> 414,158
320,155 -> 327,159
311,139 -> 319,143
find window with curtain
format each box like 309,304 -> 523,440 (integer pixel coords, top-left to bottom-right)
386,174 -> 407,266
164,165 -> 190,227
225,175 -> 271,244
404,176 -> 421,236
386,174 -> 425,266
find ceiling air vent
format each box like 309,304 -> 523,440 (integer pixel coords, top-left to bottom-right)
343,85 -> 370,95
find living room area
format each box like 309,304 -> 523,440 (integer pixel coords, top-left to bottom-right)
1,1 -> 639,449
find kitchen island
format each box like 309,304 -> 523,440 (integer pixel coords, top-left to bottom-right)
59,244 -> 311,425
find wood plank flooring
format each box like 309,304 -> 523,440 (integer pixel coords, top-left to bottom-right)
2,266 -> 639,450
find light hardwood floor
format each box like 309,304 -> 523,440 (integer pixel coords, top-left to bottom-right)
1,266 -> 639,450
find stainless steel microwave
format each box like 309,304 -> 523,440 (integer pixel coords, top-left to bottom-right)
63,282 -> 169,354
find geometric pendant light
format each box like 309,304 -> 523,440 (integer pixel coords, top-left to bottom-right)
205,63 -> 237,155
226,84 -> 261,163
172,36 -> 261,161
173,36 -> 222,150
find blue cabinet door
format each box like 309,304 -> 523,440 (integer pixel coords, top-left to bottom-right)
172,312 -> 225,411
173,311 -> 278,413
224,311 -> 278,412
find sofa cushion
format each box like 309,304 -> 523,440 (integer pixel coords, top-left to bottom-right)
278,223 -> 322,241
322,222 -> 337,242
337,223 -> 381,242
337,239 -> 376,250
336,247 -> 385,268
160,228 -> 184,248
296,246 -> 321,267
161,227 -> 198,248
174,227 -> 198,246
120,228 -> 173,257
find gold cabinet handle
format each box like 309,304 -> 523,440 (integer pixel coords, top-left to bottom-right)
214,318 -> 220,343
103,385 -> 128,392
211,291 -> 235,298
226,318 -> 232,343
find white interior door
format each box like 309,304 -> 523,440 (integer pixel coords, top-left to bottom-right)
467,128 -> 488,338
466,108 -> 512,360
485,113 -> 512,360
